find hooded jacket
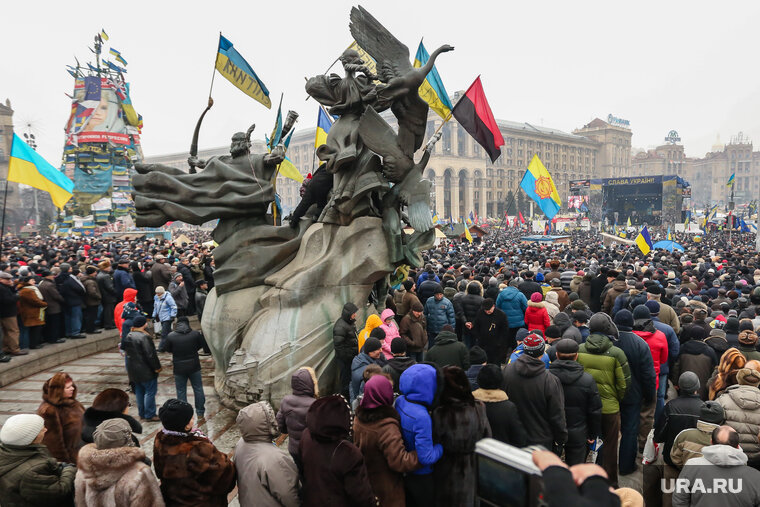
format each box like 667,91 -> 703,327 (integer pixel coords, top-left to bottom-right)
299,396 -> 377,507
633,319 -> 669,390
524,300 -> 551,333
424,330 -> 470,370
717,384 -> 760,460
276,367 -> 319,458
0,443 -> 75,507
495,286 -> 528,328
37,376 -> 85,464
75,443 -> 164,507
544,292 -> 561,320
379,308 -> 400,360
163,319 -> 209,375
357,314 -> 383,353
553,312 -> 583,343
549,359 -> 603,445
502,354 -> 567,448
350,352 -> 387,403
333,303 -> 359,361
672,445 -> 760,507
114,288 -> 138,332
382,356 -> 417,390
395,364 -> 444,475
578,333 -> 631,414
399,311 -> 427,353
235,402 -> 299,507
671,339 -> 717,401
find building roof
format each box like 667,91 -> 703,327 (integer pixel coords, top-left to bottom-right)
496,119 -> 595,144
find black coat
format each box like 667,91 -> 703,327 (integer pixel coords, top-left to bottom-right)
81,407 -> 142,447
616,329 -> 656,406
472,389 -> 527,447
381,356 -> 416,390
95,271 -> 117,305
332,303 -> 358,361
589,274 -> 608,313
459,293 -> 483,324
163,320 -> 209,375
653,393 -> 703,466
55,273 -> 85,308
290,165 -> 333,224
517,280 -> 542,301
471,308 -> 511,352
122,330 -> 161,384
502,354 -> 567,448
177,264 -> 196,292
132,270 -> 154,307
671,339 -> 718,401
0,283 -> 18,318
417,279 -> 440,306
549,360 -> 603,445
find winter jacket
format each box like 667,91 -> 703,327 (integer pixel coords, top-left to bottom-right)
350,352 -> 386,402
151,262 -> 172,289
509,343 -> 551,368
357,314 -> 382,353
96,270 -> 117,305
544,292 -> 561,321
472,388 -> 527,447
75,443 -> 164,507
717,384 -> 760,461
459,284 -> 484,325
417,279 -> 440,305
633,319 -> 669,390
738,334 -> 760,361
379,308 -> 401,360
524,300 -> 551,333
577,333 -> 631,414
276,367 -> 318,459
396,364 -> 444,475
669,419 -> 720,468
235,403 -> 299,507
424,330 -> 469,370
517,280 -> 542,301
81,275 -> 101,307
653,393 -> 703,466
616,329 -> 657,407
0,283 -> 19,318
495,287 -> 528,328
423,296 -> 455,334
353,405 -> 420,507
399,312 -> 426,353
671,339 -> 718,401
652,317 -> 679,376
471,307 -> 511,356
122,330 -> 161,384
38,279 -> 64,315
0,443 -> 75,507
333,303 -> 359,362
81,407 -> 142,447
502,354 -> 568,448
548,287 -> 570,311
299,397 -> 377,507
152,293 -> 177,323
432,399 -> 491,507
115,288 -> 138,332
163,319 -> 209,374
549,359 -> 603,446
398,291 -> 421,319
153,430 -> 236,507
17,283 -> 47,327
602,280 -> 627,315
37,380 -> 85,464
672,445 -> 760,507
382,356 -> 417,390
650,294 -> 680,335
553,312 -> 583,343
168,279 -> 188,310
56,272 -> 85,308
113,267 -> 136,302
133,270 -> 154,309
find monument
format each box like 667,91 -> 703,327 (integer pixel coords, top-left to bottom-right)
133,6 -> 452,407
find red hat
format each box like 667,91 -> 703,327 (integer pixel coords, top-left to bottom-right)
523,333 -> 545,352
530,292 -> 543,303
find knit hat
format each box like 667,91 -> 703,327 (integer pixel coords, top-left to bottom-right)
411,301 -> 424,312
390,337 -> 407,355
523,333 -> 545,355
433,283 -> 444,295
515,328 -> 530,343
477,364 -> 503,390
699,401 -> 725,425
363,337 -> 382,354
132,315 -> 147,328
360,375 -> 394,410
535,272 -> 545,282
0,414 -> 44,446
530,292 -> 543,303
441,324 -> 455,333
737,368 -> 760,388
632,305 -> 651,320
739,330 -> 758,346
590,312 -> 619,338
469,346 -> 487,365
644,300 -> 660,315
155,286 -> 165,294
158,399 -> 194,432
369,327 -> 386,340
572,311 -> 589,323
545,325 -> 562,340
678,372 -> 700,393
555,338 -> 579,355
93,418 -> 134,449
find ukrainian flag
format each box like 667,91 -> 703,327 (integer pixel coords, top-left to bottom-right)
8,134 -> 73,209
519,155 -> 561,219
413,41 -> 453,119
727,173 -> 735,187
432,212 -> 439,224
315,107 -> 333,149
667,226 -> 672,241
215,34 -> 271,108
462,218 -> 473,243
277,157 -> 303,184
635,226 -> 653,255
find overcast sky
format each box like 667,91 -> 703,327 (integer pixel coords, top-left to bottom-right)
2,0 -> 760,166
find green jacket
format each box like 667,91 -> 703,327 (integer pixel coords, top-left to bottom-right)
0,443 -> 75,507
577,333 -> 631,414
738,344 -> 760,362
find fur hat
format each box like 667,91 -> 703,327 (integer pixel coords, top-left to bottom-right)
0,414 -> 44,446
737,368 -> 760,388
93,418 -> 134,449
739,330 -> 758,346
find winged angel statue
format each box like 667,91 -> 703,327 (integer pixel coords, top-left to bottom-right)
306,6 -> 453,267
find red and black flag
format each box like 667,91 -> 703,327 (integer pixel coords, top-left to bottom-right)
452,76 -> 504,162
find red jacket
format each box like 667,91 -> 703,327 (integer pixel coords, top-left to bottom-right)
114,288 -> 138,332
634,325 -> 669,389
524,301 -> 551,333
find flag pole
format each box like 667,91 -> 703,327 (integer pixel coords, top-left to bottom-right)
188,34 -> 220,174
0,175 -> 9,254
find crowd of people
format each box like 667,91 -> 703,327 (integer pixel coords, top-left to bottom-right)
2,226 -> 760,505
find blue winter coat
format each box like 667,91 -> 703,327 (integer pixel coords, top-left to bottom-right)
153,293 -> 177,322
424,296 -> 455,334
395,364 -> 443,475
349,352 -> 386,402
495,287 -> 528,328
113,267 -> 136,302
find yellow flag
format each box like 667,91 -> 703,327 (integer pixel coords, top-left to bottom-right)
464,224 -> 473,244
277,157 -> 304,184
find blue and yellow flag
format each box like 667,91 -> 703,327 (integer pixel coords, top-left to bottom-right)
462,218 -> 473,243
268,100 -> 283,150
432,212 -> 439,224
277,157 -> 304,184
216,34 -> 271,108
727,173 -> 735,187
667,226 -> 672,241
635,226 -> 653,255
520,155 -> 561,219
315,107 -> 333,149
100,29 -> 109,41
8,134 -> 73,209
413,41 -> 453,119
